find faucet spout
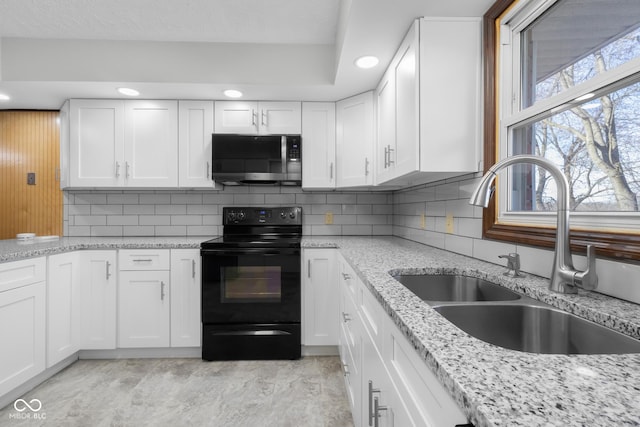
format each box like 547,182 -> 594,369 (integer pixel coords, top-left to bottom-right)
470,154 -> 598,293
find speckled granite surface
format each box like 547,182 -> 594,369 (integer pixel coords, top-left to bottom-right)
302,236 -> 640,427
3,235 -> 640,425
0,236 -> 209,263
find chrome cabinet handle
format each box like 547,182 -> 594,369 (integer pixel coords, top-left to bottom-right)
125,161 -> 130,178
160,281 -> 166,301
261,110 -> 267,126
342,312 -> 351,323
132,259 -> 153,263
106,261 -> 112,280
387,145 -> 395,165
368,380 -> 380,426
206,161 -> 210,179
341,272 -> 351,280
384,146 -> 389,168
307,260 -> 311,278
115,162 -> 120,177
192,259 -> 196,278
365,157 -> 370,176
373,396 -> 387,427
343,364 -> 350,377
252,109 -> 257,127
330,162 -> 334,180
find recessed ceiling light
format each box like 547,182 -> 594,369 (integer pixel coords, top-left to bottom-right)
117,87 -> 140,97
355,56 -> 379,69
0,93 -> 10,101
224,89 -> 243,98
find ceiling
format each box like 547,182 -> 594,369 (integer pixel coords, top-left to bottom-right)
0,0 -> 493,109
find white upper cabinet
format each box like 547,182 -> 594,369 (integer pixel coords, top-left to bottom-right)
375,17 -> 482,187
68,99 -> 125,187
64,99 -> 179,188
302,102 -> 336,189
124,100 -> 178,187
214,101 -> 301,135
336,92 -> 375,188
178,100 -> 217,188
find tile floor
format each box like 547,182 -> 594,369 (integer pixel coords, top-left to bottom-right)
0,357 -> 354,427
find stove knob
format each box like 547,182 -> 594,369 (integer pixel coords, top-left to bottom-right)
289,211 -> 296,219
237,211 -> 246,221
280,211 -> 287,219
228,212 -> 236,221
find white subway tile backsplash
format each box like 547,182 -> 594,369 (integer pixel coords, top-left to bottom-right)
65,188 -> 394,238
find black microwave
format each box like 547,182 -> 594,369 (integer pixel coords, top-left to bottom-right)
211,134 -> 301,185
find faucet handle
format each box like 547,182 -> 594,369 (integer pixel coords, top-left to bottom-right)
574,245 -> 598,291
498,253 -> 523,277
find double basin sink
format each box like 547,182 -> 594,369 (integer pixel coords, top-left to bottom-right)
393,274 -> 640,355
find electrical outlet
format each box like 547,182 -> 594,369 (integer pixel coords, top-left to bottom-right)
325,212 -> 334,225
27,172 -> 36,185
445,213 -> 454,233
420,213 -> 426,229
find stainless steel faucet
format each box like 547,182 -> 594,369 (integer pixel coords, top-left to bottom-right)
498,253 -> 523,277
469,154 -> 598,294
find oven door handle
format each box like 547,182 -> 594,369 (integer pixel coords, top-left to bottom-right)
209,330 -> 292,336
201,248 -> 300,256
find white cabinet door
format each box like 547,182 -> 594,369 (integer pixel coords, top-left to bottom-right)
392,22 -> 420,179
170,249 -> 201,347
258,101 -> 301,134
118,270 -> 171,348
215,101 -> 302,135
302,102 -> 336,189
302,249 -> 338,346
0,281 -> 45,397
47,252 -> 81,367
375,68 -> 396,184
79,251 -> 117,350
178,100 -> 216,188
124,100 -> 178,187
214,101 -> 258,134
336,92 -> 374,187
69,99 -> 125,187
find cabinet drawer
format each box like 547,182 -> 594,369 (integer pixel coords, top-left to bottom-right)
385,319 -> 467,426
359,282 -> 384,351
0,257 -> 46,293
118,249 -> 170,270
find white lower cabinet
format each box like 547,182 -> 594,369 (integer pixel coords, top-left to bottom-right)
79,251 -> 117,350
47,252 -> 81,367
170,249 -> 201,347
302,249 -> 338,346
0,257 -> 46,397
337,253 -> 468,427
118,250 -> 171,348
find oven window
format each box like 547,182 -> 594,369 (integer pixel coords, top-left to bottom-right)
221,266 -> 282,303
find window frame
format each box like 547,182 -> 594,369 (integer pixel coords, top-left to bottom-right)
482,0 -> 640,262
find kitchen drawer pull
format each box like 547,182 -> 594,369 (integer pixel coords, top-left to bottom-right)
373,396 -> 387,427
192,260 -> 196,278
132,259 -> 153,263
125,162 -> 130,178
387,146 -> 395,165
106,261 -> 112,280
261,110 -> 267,126
342,272 -> 351,280
252,109 -> 257,126
368,380 -> 380,426
342,312 -> 352,323
343,364 -> 350,377
115,162 -> 121,177
160,281 -> 166,301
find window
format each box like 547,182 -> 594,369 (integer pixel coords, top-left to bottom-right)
483,0 -> 640,260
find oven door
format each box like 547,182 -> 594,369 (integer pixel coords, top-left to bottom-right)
201,247 -> 300,324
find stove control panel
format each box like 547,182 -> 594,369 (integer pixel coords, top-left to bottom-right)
223,206 -> 302,225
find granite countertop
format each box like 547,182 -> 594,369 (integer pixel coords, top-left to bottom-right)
0,236 -> 210,263
302,236 -> 640,427
2,235 -> 640,425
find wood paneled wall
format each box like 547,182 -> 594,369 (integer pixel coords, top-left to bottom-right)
0,111 -> 63,239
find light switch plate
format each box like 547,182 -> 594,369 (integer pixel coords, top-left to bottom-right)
27,172 -> 36,185
325,212 -> 334,225
445,213 -> 454,233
